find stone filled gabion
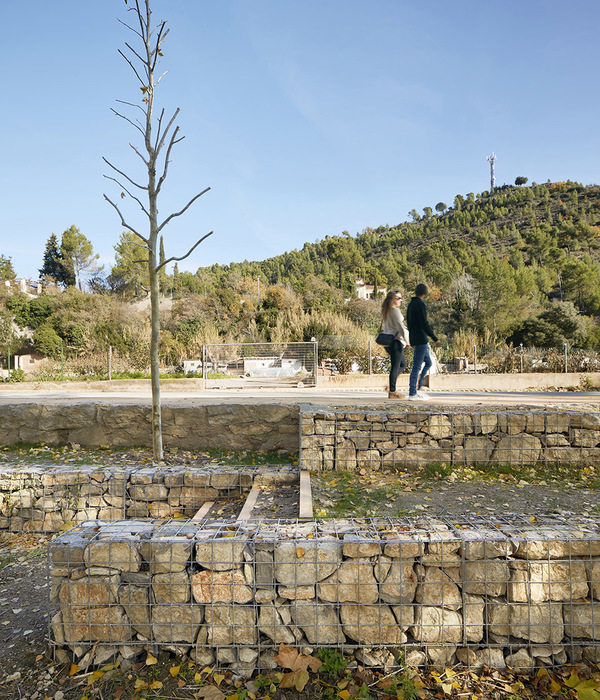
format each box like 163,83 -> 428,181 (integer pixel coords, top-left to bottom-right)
300,408 -> 600,471
0,465 -> 297,533
50,516 -> 600,673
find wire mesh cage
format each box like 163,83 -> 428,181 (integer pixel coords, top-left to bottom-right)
50,514 -> 600,672
300,407 -> 600,471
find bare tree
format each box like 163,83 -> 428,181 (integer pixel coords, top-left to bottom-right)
103,0 -> 213,461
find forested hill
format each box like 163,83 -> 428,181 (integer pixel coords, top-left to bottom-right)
4,180 -> 600,374
196,180 -> 600,348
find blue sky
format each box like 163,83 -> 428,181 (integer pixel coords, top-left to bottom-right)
2,1 -> 599,281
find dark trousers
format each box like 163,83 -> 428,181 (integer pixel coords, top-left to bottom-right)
386,339 -> 406,392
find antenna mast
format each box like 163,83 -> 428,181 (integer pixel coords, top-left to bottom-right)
486,152 -> 496,190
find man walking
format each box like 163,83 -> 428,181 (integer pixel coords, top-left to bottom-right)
406,283 -> 440,400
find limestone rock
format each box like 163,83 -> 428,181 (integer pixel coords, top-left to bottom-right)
191,569 -> 253,604
205,604 -> 256,645
195,538 -> 247,571
379,561 -> 417,604
62,604 -> 132,644
318,560 -> 379,604
275,540 -> 342,585
257,603 -> 296,644
509,561 -> 588,602
59,576 -> 119,607
290,602 -> 344,644
118,584 -> 150,638
410,606 -> 462,644
151,604 -> 203,643
492,433 -> 542,465
564,602 -> 600,640
488,602 -> 563,643
341,603 -> 405,645
416,566 -> 462,609
84,541 -> 141,572
463,560 -> 508,597
152,572 -> 190,604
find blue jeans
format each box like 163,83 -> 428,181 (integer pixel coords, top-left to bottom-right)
409,344 -> 432,396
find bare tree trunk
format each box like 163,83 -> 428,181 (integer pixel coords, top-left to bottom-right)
104,0 -> 212,463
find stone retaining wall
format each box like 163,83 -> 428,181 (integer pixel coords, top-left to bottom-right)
50,516 -> 600,673
300,407 -> 600,470
0,464 -> 296,532
0,403 -> 299,452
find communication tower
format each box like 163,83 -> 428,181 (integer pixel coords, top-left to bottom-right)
486,152 -> 496,190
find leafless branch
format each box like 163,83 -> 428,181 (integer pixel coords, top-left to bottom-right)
129,142 -> 150,167
103,195 -> 148,244
103,175 -> 150,217
103,157 -> 147,191
117,16 -> 144,43
157,231 -> 214,271
111,107 -> 146,139
156,126 -> 184,194
158,187 -> 211,232
155,108 -> 180,155
117,47 -> 147,87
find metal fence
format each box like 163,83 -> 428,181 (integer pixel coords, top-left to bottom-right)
365,343 -> 600,375
50,514 -> 600,671
201,342 -> 318,388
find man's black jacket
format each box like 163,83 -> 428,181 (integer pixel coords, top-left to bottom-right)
406,296 -> 438,346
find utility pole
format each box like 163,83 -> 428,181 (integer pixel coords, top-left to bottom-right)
486,153 -> 496,190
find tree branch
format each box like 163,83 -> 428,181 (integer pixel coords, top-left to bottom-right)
156,126 -> 184,194
103,175 -> 150,218
103,195 -> 148,244
157,231 -> 214,271
158,187 -> 211,232
103,156 -> 147,191
111,106 -> 146,138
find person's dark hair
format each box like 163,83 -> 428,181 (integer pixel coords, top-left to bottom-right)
381,290 -> 401,321
415,283 -> 428,297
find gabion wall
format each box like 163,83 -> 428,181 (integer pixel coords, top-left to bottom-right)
0,465 -> 296,532
51,515 -> 600,673
300,407 -> 600,470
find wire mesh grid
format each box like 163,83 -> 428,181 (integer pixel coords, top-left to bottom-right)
203,342 -> 318,388
0,463 -> 275,533
300,407 -> 600,471
50,514 -> 600,671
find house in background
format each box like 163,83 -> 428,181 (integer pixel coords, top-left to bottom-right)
1,278 -> 42,297
355,278 -> 387,300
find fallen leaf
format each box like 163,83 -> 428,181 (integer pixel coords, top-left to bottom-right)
145,652 -> 158,665
169,665 -> 181,677
68,664 -> 79,676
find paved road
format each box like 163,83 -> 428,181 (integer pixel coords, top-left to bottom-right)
0,387 -> 598,408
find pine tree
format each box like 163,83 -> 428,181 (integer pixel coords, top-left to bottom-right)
39,234 -> 67,284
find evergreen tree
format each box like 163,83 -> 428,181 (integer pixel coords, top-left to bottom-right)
39,234 -> 70,285
61,226 -> 100,290
0,255 -> 16,280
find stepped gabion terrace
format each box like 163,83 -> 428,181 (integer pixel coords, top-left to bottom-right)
1,401 -> 599,673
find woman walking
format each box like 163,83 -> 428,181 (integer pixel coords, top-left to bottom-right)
381,290 -> 409,398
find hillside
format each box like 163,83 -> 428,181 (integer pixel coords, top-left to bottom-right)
197,180 -> 600,349
2,180 -> 600,377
